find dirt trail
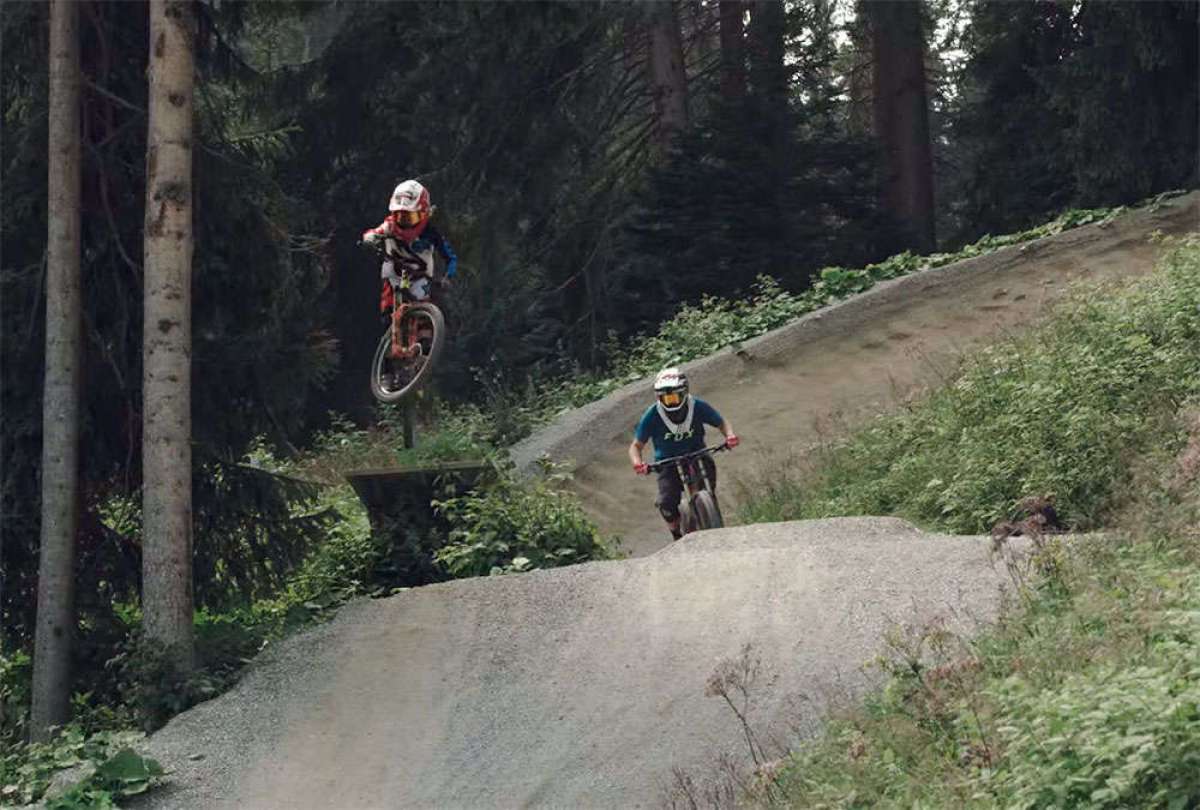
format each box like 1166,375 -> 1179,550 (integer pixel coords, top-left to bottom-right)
557,198 -> 1198,556
134,196 -> 1198,809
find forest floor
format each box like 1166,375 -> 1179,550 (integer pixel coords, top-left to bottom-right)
132,194 -> 1198,809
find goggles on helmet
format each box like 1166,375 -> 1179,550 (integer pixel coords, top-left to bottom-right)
658,390 -> 685,408
396,210 -> 424,227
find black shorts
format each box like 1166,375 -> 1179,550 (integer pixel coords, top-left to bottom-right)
655,456 -> 717,519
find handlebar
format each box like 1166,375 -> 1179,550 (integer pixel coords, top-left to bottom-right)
358,235 -> 388,256
646,443 -> 728,473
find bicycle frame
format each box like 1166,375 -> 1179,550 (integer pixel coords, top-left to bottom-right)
388,272 -> 432,360
648,443 -> 727,494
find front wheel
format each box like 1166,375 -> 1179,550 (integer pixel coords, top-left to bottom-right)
369,302 -> 446,404
690,490 -> 723,531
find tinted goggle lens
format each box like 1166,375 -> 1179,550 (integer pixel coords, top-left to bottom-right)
659,392 -> 682,407
398,210 -> 422,226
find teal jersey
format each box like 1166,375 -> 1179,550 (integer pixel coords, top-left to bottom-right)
634,397 -> 724,461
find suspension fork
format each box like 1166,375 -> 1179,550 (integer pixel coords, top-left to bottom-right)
389,301 -> 420,360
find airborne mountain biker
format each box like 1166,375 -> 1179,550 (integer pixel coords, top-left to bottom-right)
360,179 -> 457,397
360,179 -> 458,328
629,368 -> 739,540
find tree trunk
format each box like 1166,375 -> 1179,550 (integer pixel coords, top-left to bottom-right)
31,0 -> 82,742
846,12 -> 872,137
747,0 -> 787,108
718,0 -> 746,102
647,0 -> 689,149
867,0 -> 936,252
747,0 -> 789,169
142,0 -> 195,673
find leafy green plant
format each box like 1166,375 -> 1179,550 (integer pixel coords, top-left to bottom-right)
44,747 -> 165,810
106,636 -> 221,734
248,482 -> 379,628
0,727 -> 161,809
981,629 -> 1200,808
0,648 -> 31,744
434,463 -> 617,577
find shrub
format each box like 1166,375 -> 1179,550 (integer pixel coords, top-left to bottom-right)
434,464 -> 617,577
0,726 -> 162,808
982,632 -> 1200,807
0,649 -> 31,744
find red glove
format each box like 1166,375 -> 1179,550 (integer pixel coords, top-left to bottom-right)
634,462 -> 650,476
725,434 -> 740,449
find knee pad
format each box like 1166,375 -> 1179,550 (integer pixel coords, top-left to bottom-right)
658,503 -> 680,522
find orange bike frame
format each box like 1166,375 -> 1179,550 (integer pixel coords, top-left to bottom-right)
389,273 -> 423,360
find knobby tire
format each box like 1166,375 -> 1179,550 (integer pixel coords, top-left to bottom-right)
690,491 -> 723,531
369,302 -> 446,404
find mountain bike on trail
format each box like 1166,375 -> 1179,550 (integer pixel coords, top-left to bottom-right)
359,179 -> 457,404
647,443 -> 731,535
630,368 -> 739,540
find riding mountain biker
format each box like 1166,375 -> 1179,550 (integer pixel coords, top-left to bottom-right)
629,368 -> 739,540
360,179 -> 458,329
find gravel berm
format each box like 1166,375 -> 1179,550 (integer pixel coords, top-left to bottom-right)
130,518 -> 1022,809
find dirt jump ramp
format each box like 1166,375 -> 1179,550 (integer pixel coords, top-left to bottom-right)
510,193 -> 1198,556
137,519 -> 1023,809
135,195 -> 1197,809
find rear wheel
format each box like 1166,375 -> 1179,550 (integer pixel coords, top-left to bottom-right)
369,302 -> 446,404
691,490 -> 723,531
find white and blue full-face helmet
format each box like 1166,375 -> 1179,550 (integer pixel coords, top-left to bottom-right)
653,367 -> 690,412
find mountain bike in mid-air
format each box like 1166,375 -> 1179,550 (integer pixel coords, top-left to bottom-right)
648,443 -> 729,535
360,240 -> 447,404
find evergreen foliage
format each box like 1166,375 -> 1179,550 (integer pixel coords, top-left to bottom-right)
949,0 -> 1198,243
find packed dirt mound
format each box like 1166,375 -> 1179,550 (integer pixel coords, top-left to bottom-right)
511,193 -> 1198,556
137,519 -> 1018,810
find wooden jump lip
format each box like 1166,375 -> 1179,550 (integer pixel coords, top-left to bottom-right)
344,459 -> 491,481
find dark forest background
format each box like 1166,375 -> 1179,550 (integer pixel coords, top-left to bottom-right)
2,0 -> 1197,650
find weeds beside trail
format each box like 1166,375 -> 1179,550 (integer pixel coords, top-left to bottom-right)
729,237 -> 1200,809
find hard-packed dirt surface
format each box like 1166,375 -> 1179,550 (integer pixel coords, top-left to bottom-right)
136,520 -> 1021,810
134,196 -> 1197,809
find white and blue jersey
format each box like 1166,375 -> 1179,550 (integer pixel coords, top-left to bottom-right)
634,397 -> 724,461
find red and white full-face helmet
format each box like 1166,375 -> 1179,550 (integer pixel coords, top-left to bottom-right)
388,179 -> 432,240
653,367 -> 690,412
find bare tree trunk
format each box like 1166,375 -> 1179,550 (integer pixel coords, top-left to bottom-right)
719,0 -> 746,102
846,12 -> 872,137
31,0 -> 82,742
867,0 -> 936,252
142,0 -> 195,673
747,0 -> 787,107
647,0 -> 689,148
